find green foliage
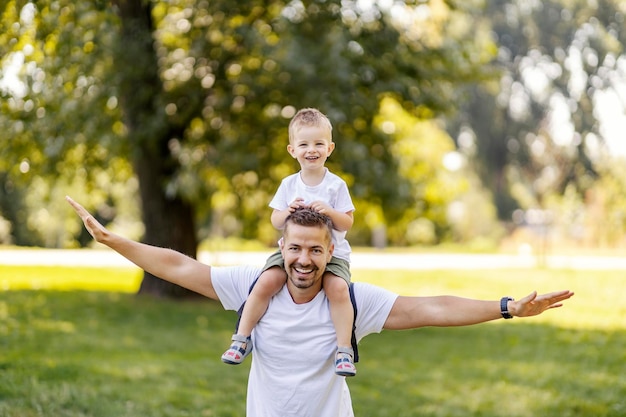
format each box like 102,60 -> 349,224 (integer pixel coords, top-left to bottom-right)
556,158 -> 626,247
1,265 -> 625,416
1,0 -> 496,249
452,0 -> 626,232
0,1 -> 136,247
2,0 -> 625,256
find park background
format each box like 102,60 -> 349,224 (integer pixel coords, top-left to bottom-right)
1,0 -> 625,416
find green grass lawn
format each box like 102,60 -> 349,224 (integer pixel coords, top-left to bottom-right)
1,265 -> 625,417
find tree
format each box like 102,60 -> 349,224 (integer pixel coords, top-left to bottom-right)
1,0 -> 495,296
452,0 -> 626,225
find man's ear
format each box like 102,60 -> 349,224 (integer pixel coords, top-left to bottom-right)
327,242 -> 334,261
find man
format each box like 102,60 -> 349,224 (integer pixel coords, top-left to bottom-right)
66,196 -> 574,417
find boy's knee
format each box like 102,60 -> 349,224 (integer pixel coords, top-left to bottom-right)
324,274 -> 350,297
256,267 -> 287,295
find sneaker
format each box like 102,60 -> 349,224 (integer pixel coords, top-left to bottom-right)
335,346 -> 356,377
221,334 -> 253,365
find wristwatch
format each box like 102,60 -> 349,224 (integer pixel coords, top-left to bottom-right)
500,296 -> 514,319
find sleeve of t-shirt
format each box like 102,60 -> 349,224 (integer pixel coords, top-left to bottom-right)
269,179 -> 290,210
211,265 -> 262,311
352,282 -> 398,341
334,180 -> 355,214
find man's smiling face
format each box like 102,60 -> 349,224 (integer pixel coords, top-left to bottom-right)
280,222 -> 333,293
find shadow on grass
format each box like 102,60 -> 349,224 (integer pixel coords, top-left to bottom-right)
1,291 -> 624,417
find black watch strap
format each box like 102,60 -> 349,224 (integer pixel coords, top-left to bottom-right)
500,296 -> 514,319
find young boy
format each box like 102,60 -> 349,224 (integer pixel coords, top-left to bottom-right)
221,108 -> 357,377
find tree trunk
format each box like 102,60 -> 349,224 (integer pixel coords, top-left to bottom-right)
112,0 -> 200,298
134,150 -> 199,297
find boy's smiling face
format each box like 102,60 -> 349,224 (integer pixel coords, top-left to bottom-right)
287,125 -> 335,171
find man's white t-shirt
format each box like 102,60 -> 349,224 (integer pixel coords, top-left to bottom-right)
212,265 -> 398,417
269,169 -> 355,261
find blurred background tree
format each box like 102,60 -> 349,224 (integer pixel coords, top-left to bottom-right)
449,0 -> 626,247
1,0 -> 625,296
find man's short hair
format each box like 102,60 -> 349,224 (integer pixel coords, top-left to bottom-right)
284,208 -> 334,245
288,108 -> 333,144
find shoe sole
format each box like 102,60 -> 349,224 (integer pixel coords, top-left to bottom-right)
221,358 -> 243,365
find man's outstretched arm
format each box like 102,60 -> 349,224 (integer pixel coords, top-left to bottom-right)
384,290 -> 574,330
66,196 -> 219,300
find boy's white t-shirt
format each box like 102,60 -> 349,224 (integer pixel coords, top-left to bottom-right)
211,265 -> 398,417
269,169 -> 355,261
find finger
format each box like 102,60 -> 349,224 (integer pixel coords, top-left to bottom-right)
555,290 -> 574,299
85,215 -> 100,230
519,291 -> 538,305
65,196 -> 88,218
65,195 -> 79,210
549,291 -> 574,306
537,290 -> 573,304
66,196 -> 102,233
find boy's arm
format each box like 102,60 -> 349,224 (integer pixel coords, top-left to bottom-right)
271,208 -> 292,229
271,197 -> 306,229
66,196 -> 219,300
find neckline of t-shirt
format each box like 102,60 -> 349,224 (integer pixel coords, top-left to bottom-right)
279,285 -> 326,307
298,168 -> 328,188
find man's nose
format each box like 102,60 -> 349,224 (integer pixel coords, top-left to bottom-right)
297,250 -> 311,264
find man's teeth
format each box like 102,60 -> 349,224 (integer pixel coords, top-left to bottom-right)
295,267 -> 313,274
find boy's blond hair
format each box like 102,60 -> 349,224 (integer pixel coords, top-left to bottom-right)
288,108 -> 333,144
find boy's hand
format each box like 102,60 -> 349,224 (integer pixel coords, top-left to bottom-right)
308,200 -> 332,215
288,197 -> 306,212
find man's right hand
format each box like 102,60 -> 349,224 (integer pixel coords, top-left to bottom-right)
65,196 -> 110,244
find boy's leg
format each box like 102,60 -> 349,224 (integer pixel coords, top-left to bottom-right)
238,266 -> 286,335
323,272 -> 356,377
221,266 -> 286,365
